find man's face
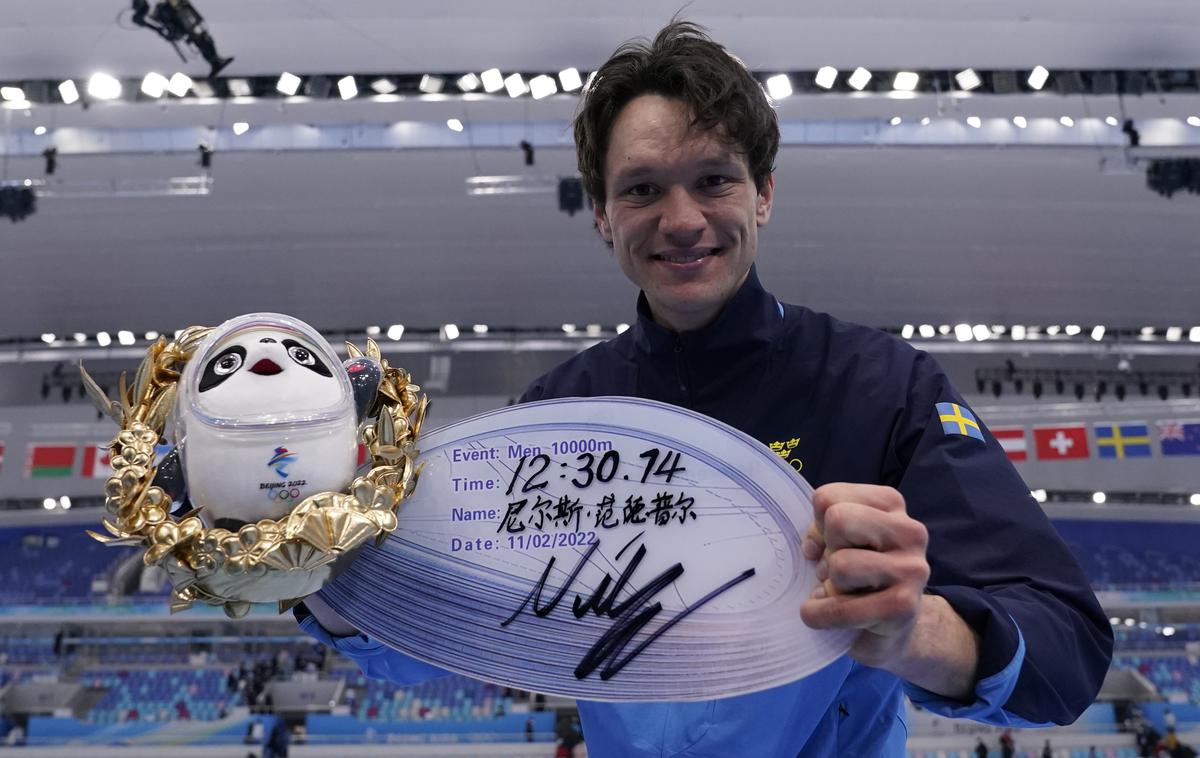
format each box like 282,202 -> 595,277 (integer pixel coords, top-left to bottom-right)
595,94 -> 774,332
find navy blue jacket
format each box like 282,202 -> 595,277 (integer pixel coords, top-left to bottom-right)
301,266 -> 1111,756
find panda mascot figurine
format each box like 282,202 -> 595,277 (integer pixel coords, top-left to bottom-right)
154,312 -> 381,529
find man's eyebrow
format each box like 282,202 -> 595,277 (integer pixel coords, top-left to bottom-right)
611,157 -> 743,182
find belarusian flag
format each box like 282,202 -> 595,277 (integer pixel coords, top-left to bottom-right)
991,427 -> 1028,461
26,444 -> 76,478
81,444 -> 113,479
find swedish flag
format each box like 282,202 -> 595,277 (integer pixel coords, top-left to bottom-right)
1095,423 -> 1152,459
936,402 -> 985,442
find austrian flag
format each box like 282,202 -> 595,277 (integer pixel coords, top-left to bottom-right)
991,428 -> 1028,461
1033,425 -> 1090,460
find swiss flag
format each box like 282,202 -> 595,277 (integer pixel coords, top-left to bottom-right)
81,444 -> 113,479
991,427 -> 1028,461
1034,425 -> 1090,460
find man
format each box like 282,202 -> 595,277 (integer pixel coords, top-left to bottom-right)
299,20 -> 1112,755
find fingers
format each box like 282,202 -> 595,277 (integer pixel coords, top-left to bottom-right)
813,483 -> 906,523
822,502 -> 928,553
801,582 -> 923,634
816,548 -> 930,595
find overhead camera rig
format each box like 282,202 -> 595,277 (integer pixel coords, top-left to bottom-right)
130,0 -> 233,79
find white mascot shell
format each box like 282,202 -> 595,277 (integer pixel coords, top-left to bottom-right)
174,313 -> 359,526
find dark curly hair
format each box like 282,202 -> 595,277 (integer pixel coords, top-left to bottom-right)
574,20 -> 779,206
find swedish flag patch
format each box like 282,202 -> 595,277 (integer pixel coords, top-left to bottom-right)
936,402 -> 985,442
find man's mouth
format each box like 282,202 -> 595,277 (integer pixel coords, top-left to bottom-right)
249,358 -> 283,375
654,248 -> 720,263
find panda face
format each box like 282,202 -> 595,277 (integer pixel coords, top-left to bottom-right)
193,329 -> 343,418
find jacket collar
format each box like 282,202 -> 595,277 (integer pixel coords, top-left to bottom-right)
631,265 -> 783,355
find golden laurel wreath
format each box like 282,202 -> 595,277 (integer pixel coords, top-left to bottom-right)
80,328 -> 426,619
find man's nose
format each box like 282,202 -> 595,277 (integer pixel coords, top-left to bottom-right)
658,187 -> 705,243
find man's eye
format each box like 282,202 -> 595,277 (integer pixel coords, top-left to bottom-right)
700,175 -> 730,188
625,184 -> 656,197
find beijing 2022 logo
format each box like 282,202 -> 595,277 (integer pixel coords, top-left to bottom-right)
260,446 -> 306,501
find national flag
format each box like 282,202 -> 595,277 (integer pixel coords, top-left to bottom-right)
1033,425 -> 1089,460
1094,423 -> 1152,459
991,427 -> 1028,461
1159,421 -> 1200,456
935,402 -> 985,442
81,444 -> 113,479
26,444 -> 77,478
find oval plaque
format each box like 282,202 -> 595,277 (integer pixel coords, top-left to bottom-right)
320,397 -> 852,701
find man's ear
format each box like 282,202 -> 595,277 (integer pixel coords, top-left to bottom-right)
756,173 -> 775,226
593,199 -> 613,243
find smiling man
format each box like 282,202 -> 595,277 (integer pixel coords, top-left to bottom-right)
300,20 -> 1112,756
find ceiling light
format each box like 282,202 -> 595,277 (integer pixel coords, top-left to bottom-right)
87,73 -> 122,100
1012,116 -> 1027,129
504,73 -> 527,98
96,331 -> 112,347
337,76 -> 358,100
418,75 -> 444,94
1028,65 -> 1049,90
1105,116 -> 1119,127
966,116 -> 982,129
34,125 -> 46,136
364,78 -> 396,96
58,80 -> 80,104
529,74 -> 557,100
889,116 -> 902,126
955,68 -> 981,91
1046,325 -> 1061,336
586,324 -> 602,337
40,333 -> 56,344
441,324 -> 460,340
1190,326 -> 1200,342
954,324 -> 972,342
561,323 -> 577,334
72,333 -> 86,343
919,116 -> 930,126
1059,116 -> 1074,127
1064,324 -> 1081,336
42,498 -> 56,510
472,324 -> 489,334
765,74 -> 792,100
1190,493 -> 1200,506
558,68 -> 583,92
190,80 -> 214,98
1031,489 -> 1047,503
446,118 -> 464,132
1188,116 -> 1200,127
814,66 -> 838,89
386,324 -> 404,340
0,86 -> 26,101
59,496 -> 71,510
232,121 -> 249,135
972,324 -> 989,341
276,72 -> 301,96
481,69 -> 504,93
1140,326 -> 1156,337
140,72 -> 168,98
918,324 -> 935,338
892,71 -> 919,91
847,67 -> 872,91
117,330 -> 135,346
1012,325 -> 1026,340
457,73 -> 481,92
1092,492 -> 1106,504
1166,326 -> 1183,342
167,72 -> 192,97
1091,325 -> 1106,341
1164,626 -> 1176,636
900,324 -> 914,339
939,325 -> 951,335
616,323 -> 630,334
227,78 -> 252,97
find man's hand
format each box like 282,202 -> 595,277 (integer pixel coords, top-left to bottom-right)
800,483 -> 980,700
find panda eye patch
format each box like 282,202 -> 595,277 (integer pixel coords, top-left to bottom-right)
199,345 -> 247,392
282,339 -> 332,377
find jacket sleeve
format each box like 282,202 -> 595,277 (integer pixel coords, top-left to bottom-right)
294,603 -> 450,686
887,351 -> 1112,725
